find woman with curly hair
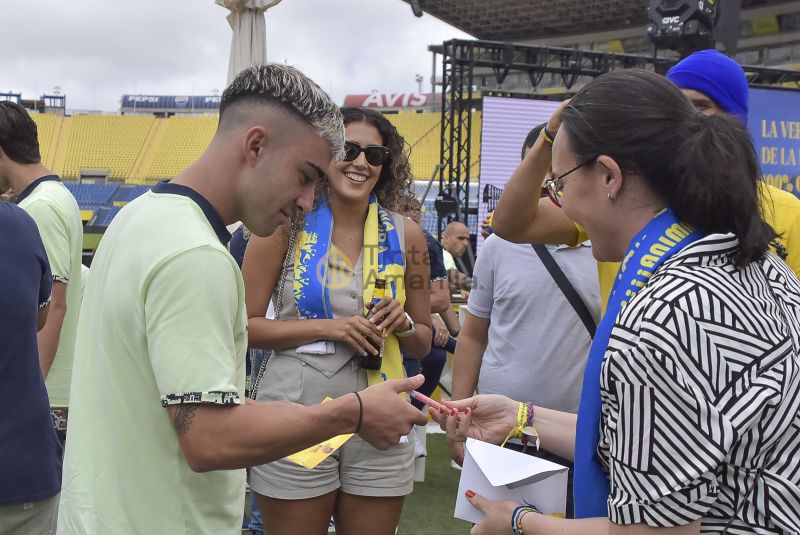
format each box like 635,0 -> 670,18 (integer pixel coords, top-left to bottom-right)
242,107 -> 433,535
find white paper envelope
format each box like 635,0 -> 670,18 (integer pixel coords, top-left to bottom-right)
454,438 -> 568,524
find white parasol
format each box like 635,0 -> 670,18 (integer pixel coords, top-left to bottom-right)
216,0 -> 283,83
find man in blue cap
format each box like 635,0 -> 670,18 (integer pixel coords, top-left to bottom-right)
667,49 -> 749,122
668,49 -> 800,277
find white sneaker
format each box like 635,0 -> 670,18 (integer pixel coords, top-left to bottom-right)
413,424 -> 427,458
328,517 -> 336,533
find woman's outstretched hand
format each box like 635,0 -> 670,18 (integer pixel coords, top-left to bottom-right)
429,394 -> 519,465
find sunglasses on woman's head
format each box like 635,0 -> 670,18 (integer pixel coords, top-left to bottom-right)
343,141 -> 391,167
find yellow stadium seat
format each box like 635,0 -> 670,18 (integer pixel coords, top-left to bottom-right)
31,113 -> 58,163
61,115 -> 154,181
144,116 -> 218,182
384,110 -> 482,181
34,111 -> 481,185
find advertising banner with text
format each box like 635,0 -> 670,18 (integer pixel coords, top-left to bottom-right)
749,87 -> 800,197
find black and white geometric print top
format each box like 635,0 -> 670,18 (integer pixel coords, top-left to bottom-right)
598,234 -> 800,534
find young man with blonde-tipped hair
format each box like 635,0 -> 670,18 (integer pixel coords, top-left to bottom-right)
57,64 -> 426,535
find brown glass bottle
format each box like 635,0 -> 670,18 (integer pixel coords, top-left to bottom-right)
355,278 -> 386,370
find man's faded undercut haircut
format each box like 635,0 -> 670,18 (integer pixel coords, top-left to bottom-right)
219,63 -> 344,160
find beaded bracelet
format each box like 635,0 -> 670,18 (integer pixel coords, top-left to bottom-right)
523,402 -> 534,427
511,505 -> 534,535
512,502 -> 542,534
518,508 -> 537,531
520,402 -> 536,452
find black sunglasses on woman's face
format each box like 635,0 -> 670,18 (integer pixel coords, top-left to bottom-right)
343,141 -> 391,167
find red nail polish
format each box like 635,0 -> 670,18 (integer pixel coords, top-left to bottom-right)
438,408 -> 446,414
450,409 -> 457,417
465,408 -> 471,415
465,489 -> 476,499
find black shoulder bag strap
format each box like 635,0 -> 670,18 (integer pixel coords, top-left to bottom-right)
531,244 -> 597,338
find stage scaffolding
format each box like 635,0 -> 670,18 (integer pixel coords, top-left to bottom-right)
435,38 -> 800,239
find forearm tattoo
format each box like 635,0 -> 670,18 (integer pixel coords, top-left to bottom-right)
172,404 -> 198,435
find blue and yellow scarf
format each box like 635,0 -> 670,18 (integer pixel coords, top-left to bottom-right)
573,208 -> 705,518
293,194 -> 406,386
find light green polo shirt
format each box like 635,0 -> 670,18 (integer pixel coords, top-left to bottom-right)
58,183 -> 247,535
17,176 -> 83,407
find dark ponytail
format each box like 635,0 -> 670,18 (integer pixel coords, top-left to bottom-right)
561,69 -> 774,267
666,112 -> 774,266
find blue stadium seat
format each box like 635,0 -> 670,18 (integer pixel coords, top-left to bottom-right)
93,206 -> 121,227
110,185 -> 151,205
64,183 -> 119,209
125,185 -> 151,201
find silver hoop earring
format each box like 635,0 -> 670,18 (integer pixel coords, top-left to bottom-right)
608,193 -> 616,202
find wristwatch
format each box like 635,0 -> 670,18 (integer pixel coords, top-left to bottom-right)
394,312 -> 417,338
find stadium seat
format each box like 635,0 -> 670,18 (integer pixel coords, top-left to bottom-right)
111,185 -> 152,206
62,115 -> 154,181
387,111 -> 442,180
30,111 -> 481,230
30,113 -> 58,164
385,111 -> 482,182
144,116 -> 217,182
92,206 -> 122,227
63,183 -> 119,208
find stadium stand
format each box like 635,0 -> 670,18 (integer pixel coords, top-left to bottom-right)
144,116 -> 217,182
109,184 -> 151,205
390,110 -> 482,180
61,115 -> 154,181
64,183 -> 119,207
392,111 -> 442,177
30,113 -> 60,166
27,111 -> 480,183
119,184 -> 151,203
92,206 -> 122,227
30,110 -> 482,230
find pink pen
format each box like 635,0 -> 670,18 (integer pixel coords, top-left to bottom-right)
409,390 -> 445,412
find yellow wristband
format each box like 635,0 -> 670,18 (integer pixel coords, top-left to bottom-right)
541,127 -> 554,145
500,402 -> 528,447
517,402 -> 528,430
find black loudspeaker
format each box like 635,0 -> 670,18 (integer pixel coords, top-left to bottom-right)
434,189 -> 459,218
645,0 -> 741,56
646,0 -> 718,54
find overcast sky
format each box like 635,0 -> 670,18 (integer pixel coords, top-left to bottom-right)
0,0 -> 471,112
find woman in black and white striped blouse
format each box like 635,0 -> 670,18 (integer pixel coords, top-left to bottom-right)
435,70 -> 800,535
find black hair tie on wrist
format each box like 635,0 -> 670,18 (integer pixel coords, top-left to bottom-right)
353,392 -> 364,434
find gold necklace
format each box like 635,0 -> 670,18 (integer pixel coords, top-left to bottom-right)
334,226 -> 362,242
